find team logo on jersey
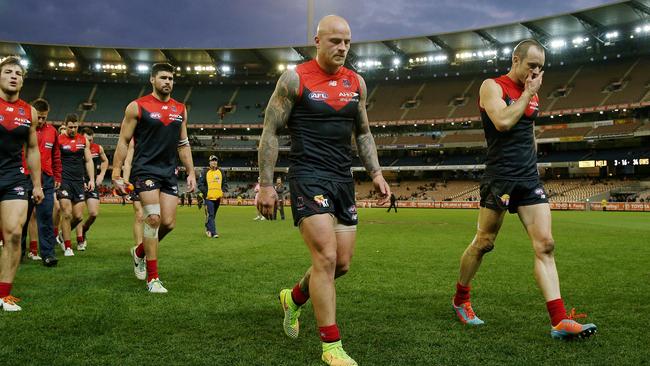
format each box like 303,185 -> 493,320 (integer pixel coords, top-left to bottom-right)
171,105 -> 177,113
149,112 -> 162,119
308,91 -> 329,101
313,194 -> 330,208
342,79 -> 351,88
328,80 -> 337,87
499,194 -> 510,206
535,187 -> 546,199
18,107 -> 25,115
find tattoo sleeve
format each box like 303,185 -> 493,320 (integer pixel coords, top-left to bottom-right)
258,70 -> 298,186
354,74 -> 382,178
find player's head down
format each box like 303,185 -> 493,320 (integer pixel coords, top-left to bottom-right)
32,98 -> 50,127
315,15 -> 351,70
150,63 -> 175,97
0,56 -> 26,97
64,113 -> 80,137
81,126 -> 94,143
511,39 -> 545,85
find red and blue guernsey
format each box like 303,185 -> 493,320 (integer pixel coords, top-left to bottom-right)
0,97 -> 32,183
87,142 -> 102,180
58,134 -> 87,183
288,60 -> 360,182
131,94 -> 185,180
479,75 -> 540,180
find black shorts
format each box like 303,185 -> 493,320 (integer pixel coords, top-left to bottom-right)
0,176 -> 30,202
480,178 -> 548,214
85,186 -> 100,200
133,176 -> 179,197
127,191 -> 140,202
289,178 -> 358,227
57,181 -> 86,203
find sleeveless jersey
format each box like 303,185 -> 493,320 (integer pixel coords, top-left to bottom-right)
288,60 -> 361,182
0,97 -> 32,182
83,142 -> 102,181
131,94 -> 185,180
480,75 -> 539,180
59,133 -> 88,182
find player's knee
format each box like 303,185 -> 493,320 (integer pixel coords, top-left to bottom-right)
4,229 -> 22,245
473,233 -> 496,254
315,250 -> 337,271
62,211 -> 73,222
145,214 -> 161,228
160,217 -> 175,231
535,237 -> 555,256
335,262 -> 350,277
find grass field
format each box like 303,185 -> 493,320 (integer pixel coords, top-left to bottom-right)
2,205 -> 649,365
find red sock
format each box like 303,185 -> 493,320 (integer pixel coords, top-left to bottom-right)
319,324 -> 341,343
77,236 -> 84,243
64,240 -> 71,249
454,283 -> 471,306
54,228 -> 59,237
30,240 -> 38,254
291,283 -> 309,306
0,282 -> 12,298
546,298 -> 567,326
135,243 -> 145,258
146,259 -> 158,282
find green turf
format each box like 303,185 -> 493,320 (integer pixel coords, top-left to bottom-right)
2,206 -> 649,365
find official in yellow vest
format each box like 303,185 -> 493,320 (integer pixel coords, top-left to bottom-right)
198,155 -> 227,238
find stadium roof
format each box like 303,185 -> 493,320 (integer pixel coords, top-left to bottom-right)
1,0 -> 649,77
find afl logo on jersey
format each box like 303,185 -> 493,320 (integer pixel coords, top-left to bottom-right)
150,112 -> 162,119
308,91 -> 329,101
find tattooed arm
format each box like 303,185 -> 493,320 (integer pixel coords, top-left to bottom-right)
256,70 -> 299,218
354,74 -> 391,205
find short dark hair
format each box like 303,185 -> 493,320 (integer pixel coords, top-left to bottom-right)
81,127 -> 94,135
31,98 -> 50,112
151,63 -> 175,77
0,55 -> 26,75
513,39 -> 544,61
64,113 -> 79,123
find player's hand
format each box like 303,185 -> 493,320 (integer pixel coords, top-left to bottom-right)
112,176 -> 127,195
32,186 -> 44,205
87,180 -> 95,192
54,181 -> 61,189
186,174 -> 197,193
525,70 -> 544,97
96,174 -> 104,188
372,173 -> 391,206
257,185 -> 277,219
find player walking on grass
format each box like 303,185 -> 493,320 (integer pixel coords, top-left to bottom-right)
19,98 -> 61,266
112,63 -> 196,293
56,114 -> 94,257
258,15 -> 390,366
0,56 -> 44,311
451,39 -> 597,340
74,127 -> 108,250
